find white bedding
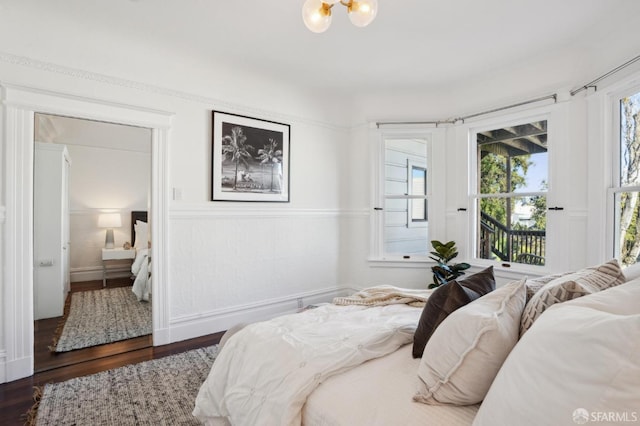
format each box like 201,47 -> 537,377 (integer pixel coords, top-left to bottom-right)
303,344 -> 479,426
131,248 -> 150,301
193,304 -> 422,426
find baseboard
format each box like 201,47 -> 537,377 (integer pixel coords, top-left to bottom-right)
168,286 -> 351,344
0,350 -> 5,384
152,327 -> 171,346
2,354 -> 33,383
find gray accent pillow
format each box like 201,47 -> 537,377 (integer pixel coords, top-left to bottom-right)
519,259 -> 626,336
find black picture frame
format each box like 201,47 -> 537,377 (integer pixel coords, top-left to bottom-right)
211,111 -> 290,202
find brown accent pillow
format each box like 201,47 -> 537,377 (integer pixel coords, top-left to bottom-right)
412,266 -> 495,358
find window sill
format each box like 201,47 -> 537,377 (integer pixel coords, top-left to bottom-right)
367,257 -> 548,278
367,257 -> 432,268
466,260 -> 548,281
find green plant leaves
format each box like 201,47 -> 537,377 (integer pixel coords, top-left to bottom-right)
429,240 -> 468,287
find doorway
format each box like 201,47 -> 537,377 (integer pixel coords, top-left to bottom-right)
2,84 -> 172,382
33,114 -> 153,372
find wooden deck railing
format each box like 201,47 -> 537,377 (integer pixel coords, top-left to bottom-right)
479,212 -> 545,265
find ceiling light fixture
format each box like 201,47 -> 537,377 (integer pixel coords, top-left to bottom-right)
302,0 -> 378,33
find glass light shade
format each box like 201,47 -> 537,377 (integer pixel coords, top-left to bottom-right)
302,0 -> 332,33
348,0 -> 378,27
98,213 -> 122,228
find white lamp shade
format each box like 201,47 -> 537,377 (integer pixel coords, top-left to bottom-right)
302,0 -> 332,33
348,0 -> 378,27
98,213 -> 122,228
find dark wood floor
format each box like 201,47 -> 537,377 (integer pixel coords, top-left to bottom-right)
35,277 -> 149,373
0,277 -> 225,425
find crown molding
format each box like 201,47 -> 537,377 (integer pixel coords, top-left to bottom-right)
0,51 -> 347,131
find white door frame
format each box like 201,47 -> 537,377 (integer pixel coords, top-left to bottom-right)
2,83 -> 173,382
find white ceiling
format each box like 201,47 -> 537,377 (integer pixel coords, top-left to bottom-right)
35,114 -> 152,153
4,1 -> 640,106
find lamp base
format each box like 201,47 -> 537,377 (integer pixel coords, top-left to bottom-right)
105,229 -> 115,249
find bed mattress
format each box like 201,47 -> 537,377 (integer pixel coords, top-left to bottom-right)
302,344 -> 479,426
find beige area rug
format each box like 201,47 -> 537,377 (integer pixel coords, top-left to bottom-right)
52,286 -> 152,352
30,346 -> 218,425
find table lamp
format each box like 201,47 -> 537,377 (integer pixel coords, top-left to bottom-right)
98,213 -> 122,249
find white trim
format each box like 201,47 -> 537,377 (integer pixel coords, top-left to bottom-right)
0,206 -> 5,223
464,105 -> 560,271
0,350 -> 6,383
2,104 -> 35,382
367,258 -> 432,268
150,128 -> 171,345
0,350 -> 7,383
2,82 -> 173,128
372,127 -> 440,258
169,206 -> 368,219
602,81 -> 640,264
1,83 -> 172,382
0,51 -> 346,131
168,287 -> 350,343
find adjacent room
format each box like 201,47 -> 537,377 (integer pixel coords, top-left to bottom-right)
1,0 -> 639,425
32,114 -> 153,372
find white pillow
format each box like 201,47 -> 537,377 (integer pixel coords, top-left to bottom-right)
623,262 -> 640,281
473,280 -> 640,426
414,278 -> 526,405
134,220 -> 149,249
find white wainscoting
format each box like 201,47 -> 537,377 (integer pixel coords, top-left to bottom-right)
165,206 -> 362,344
169,286 -> 350,343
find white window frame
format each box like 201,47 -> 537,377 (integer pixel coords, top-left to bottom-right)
369,127 -> 442,264
464,107 -> 560,274
607,81 -> 640,263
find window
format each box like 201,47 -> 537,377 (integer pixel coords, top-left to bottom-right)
379,137 -> 430,256
408,162 -> 427,224
473,120 -> 548,266
613,89 -> 640,267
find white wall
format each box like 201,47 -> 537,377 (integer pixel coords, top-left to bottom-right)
66,143 -> 151,281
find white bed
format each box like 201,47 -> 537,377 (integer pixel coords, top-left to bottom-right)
193,288 -> 435,425
131,247 -> 150,301
194,264 -> 640,426
130,211 -> 151,301
302,344 -> 478,426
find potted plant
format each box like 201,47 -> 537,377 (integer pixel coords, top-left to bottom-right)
429,240 -> 470,288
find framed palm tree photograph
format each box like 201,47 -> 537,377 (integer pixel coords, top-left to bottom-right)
211,111 -> 290,202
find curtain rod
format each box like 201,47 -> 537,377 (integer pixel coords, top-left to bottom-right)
376,94 -> 556,128
377,53 -> 640,128
570,54 -> 640,96
455,94 -> 557,123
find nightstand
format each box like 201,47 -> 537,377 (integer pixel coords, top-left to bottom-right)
101,248 -> 136,287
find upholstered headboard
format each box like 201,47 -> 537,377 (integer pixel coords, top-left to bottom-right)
131,211 -> 148,244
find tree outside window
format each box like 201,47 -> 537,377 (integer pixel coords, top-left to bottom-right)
475,120 -> 548,266
617,91 -> 640,266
